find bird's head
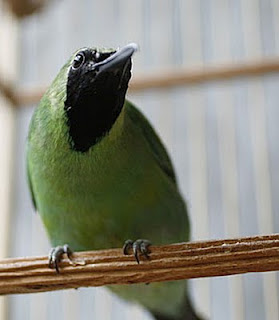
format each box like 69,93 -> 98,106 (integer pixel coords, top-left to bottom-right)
62,43 -> 138,152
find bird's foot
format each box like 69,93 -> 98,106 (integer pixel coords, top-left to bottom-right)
123,239 -> 151,264
48,244 -> 85,273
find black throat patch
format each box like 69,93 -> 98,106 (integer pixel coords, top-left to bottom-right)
64,49 -> 131,153
65,90 -> 126,152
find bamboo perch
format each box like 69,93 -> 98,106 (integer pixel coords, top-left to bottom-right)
1,234 -> 279,295
1,58 -> 279,107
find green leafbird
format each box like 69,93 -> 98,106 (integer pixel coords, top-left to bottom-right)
27,43 -> 202,320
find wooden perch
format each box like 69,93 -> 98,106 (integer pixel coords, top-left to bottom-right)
1,234 -> 279,295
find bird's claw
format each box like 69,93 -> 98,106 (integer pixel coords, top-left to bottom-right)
48,244 -> 77,273
123,239 -> 151,264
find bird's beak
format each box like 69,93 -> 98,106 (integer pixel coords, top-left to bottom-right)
93,43 -> 138,74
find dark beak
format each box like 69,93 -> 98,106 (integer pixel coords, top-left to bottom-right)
93,43 -> 138,74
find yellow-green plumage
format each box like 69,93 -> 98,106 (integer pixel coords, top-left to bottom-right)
27,45 -> 200,320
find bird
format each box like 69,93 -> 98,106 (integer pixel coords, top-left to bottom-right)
27,43 -> 202,320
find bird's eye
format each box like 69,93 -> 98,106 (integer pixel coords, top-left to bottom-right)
72,53 -> 85,70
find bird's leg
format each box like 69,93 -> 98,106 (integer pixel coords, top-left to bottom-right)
48,244 -> 82,273
123,239 -> 151,264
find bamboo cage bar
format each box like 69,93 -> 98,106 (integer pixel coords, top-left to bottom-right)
0,58 -> 279,107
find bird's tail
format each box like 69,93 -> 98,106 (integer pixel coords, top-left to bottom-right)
151,294 -> 204,320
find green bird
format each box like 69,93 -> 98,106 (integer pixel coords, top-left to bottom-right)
27,43 -> 202,320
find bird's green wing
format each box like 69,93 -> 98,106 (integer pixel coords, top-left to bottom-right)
125,100 -> 177,184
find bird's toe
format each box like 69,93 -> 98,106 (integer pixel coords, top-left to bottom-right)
123,239 -> 151,264
48,244 -> 74,273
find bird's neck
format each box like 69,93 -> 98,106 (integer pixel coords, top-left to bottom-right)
65,91 -> 126,152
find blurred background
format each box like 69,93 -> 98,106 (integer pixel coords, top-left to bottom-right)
1,0 -> 279,319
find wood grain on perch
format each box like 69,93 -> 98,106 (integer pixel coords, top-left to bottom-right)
1,234 -> 279,295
